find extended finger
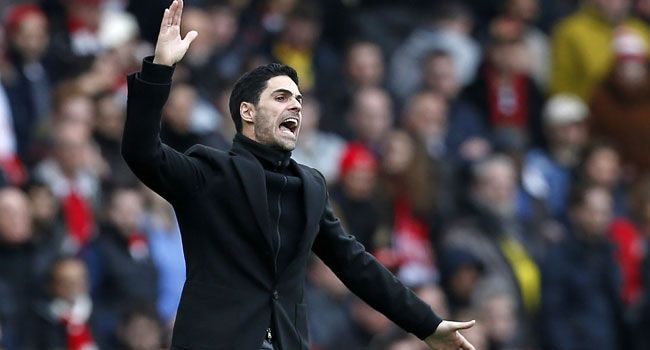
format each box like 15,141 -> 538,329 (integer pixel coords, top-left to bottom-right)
458,333 -> 476,350
160,8 -> 170,32
183,30 -> 198,45
168,0 -> 178,27
173,0 -> 183,27
448,320 -> 475,331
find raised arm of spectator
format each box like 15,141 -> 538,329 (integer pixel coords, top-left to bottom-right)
121,0 -> 209,203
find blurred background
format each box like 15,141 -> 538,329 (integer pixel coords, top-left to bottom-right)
1,0 -> 650,349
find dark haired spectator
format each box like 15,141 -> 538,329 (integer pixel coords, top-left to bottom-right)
389,2 -> 481,102
541,182 -> 627,350
576,140 -> 627,216
590,28 -> 650,179
3,3 -> 52,166
438,248 -> 484,315
348,87 -> 394,152
463,16 -> 545,149
443,154 -> 542,348
25,256 -> 103,350
520,94 -> 589,219
83,186 -> 158,340
115,303 -> 164,350
550,0 -> 650,100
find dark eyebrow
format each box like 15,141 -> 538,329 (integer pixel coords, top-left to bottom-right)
272,89 -> 303,103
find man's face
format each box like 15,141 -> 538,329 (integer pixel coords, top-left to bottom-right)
250,75 -> 302,151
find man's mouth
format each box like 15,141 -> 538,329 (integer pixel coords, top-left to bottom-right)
279,117 -> 299,135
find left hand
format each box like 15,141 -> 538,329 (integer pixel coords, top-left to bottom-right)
424,320 -> 476,350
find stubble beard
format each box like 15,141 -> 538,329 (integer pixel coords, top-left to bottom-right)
254,116 -> 296,152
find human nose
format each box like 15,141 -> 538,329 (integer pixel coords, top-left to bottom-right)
288,97 -> 302,113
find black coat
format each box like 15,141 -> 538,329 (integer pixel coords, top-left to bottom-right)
121,58 -> 441,350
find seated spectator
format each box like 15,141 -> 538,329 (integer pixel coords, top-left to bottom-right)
443,154 -> 542,349
438,248 -> 485,315
83,186 -> 158,340
389,2 -> 481,102
420,50 -> 490,163
26,257 -> 102,350
34,122 -> 100,251
291,96 -> 345,183
576,140 -> 627,216
347,87 -> 394,152
590,28 -> 650,179
463,16 -> 545,148
329,142 -> 383,251
521,94 -> 589,219
541,182 -> 626,350
115,304 -> 164,350
550,0 -> 650,100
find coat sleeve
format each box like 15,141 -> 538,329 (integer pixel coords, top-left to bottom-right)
312,190 -> 442,340
121,57 -> 210,203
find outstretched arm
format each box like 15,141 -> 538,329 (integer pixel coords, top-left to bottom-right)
312,193 -> 475,350
122,0 -> 207,203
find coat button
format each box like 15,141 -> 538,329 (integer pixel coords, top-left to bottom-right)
273,290 -> 279,300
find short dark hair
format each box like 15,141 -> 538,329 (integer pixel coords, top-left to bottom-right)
229,63 -> 299,132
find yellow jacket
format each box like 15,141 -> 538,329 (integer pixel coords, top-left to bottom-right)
550,6 -> 650,100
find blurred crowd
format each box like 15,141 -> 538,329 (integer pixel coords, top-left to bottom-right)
2,0 -> 650,349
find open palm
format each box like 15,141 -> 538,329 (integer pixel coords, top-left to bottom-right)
153,0 -> 198,66
424,320 -> 476,350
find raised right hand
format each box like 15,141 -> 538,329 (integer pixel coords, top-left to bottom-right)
153,0 -> 198,66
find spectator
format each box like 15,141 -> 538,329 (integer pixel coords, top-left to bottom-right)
34,122 -> 100,251
115,304 -> 164,350
420,50 -> 490,163
474,281 -> 520,349
438,248 -> 484,315
576,140 -> 627,215
541,182 -> 626,350
443,154 -> 542,348
26,257 -> 102,350
502,0 -> 551,89
590,28 -> 650,179
0,187 -> 41,349
328,143 -> 383,251
291,96 -> 345,183
520,94 -> 589,219
550,0 -> 650,100
347,87 -> 394,152
377,130 -> 439,286
389,2 -> 481,102
4,3 -> 52,165
463,16 -> 545,149
83,186 -> 158,340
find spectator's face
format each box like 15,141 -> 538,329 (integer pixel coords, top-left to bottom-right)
95,94 -> 125,139
403,94 -> 447,142
28,185 -> 58,225
342,164 -> 377,200
381,131 -> 415,176
449,265 -> 482,304
51,259 -> 88,301
481,295 -> 516,345
247,75 -> 302,151
57,95 -> 94,128
615,59 -> 649,87
108,190 -> 144,235
573,187 -> 613,238
474,161 -> 517,216
54,123 -> 90,176
506,0 -> 539,22
164,84 -> 197,133
424,54 -> 459,99
549,121 -> 588,150
592,0 -> 630,23
346,43 -> 384,88
284,18 -> 320,49
210,6 -> 238,48
584,147 -> 621,188
182,8 -> 212,55
120,315 -> 162,350
488,39 -> 527,73
0,188 -> 32,245
351,89 -> 393,144
9,12 -> 48,62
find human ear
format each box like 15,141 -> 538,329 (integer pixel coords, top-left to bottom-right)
240,102 -> 255,124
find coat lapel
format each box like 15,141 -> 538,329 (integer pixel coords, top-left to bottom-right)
231,151 -> 274,253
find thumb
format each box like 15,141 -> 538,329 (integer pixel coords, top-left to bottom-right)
183,30 -> 199,45
446,320 -> 476,331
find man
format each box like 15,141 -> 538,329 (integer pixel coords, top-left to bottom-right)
121,1 -> 475,349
